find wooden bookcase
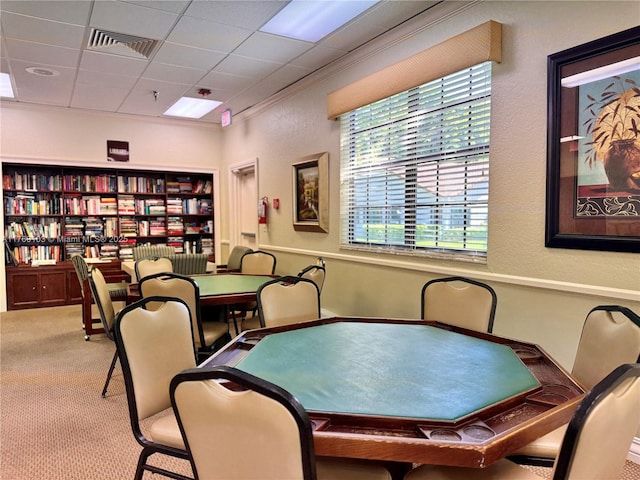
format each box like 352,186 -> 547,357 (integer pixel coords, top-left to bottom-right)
3,162 -> 215,309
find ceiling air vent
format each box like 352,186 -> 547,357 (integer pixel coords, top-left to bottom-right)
87,28 -> 159,59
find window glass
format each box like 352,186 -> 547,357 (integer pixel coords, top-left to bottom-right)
340,62 -> 491,261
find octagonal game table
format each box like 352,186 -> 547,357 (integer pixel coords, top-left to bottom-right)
201,317 -> 584,471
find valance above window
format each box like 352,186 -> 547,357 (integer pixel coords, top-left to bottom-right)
326,20 -> 502,120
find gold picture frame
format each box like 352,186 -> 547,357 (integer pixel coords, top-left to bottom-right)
292,152 -> 329,233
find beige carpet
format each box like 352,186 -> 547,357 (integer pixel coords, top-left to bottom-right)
1,305 -> 639,480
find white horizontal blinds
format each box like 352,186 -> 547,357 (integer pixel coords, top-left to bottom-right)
340,62 -> 491,258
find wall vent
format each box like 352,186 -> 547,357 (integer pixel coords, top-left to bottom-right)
87,28 -> 159,59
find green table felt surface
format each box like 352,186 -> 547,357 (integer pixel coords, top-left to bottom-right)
190,275 -> 271,296
235,322 -> 539,421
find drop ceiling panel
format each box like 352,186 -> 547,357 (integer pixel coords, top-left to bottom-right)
152,42 -> 227,70
142,62 -> 206,85
0,0 -> 92,25
232,32 -> 313,64
1,12 -> 86,48
76,68 -> 139,89
289,45 -> 348,70
79,50 -> 148,76
71,82 -> 130,111
213,54 -> 281,79
4,38 -> 80,68
10,60 -> 75,105
167,15 -> 252,52
198,71 -> 255,93
124,0 -> 190,15
183,0 -> 286,30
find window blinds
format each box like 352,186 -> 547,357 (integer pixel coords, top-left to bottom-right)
340,62 -> 491,259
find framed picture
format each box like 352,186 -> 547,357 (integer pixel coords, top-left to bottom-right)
545,26 -> 640,253
292,152 -> 329,233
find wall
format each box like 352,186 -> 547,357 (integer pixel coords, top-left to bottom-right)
0,105 -> 223,311
219,0 -> 640,369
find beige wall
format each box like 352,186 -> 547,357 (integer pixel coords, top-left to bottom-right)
218,0 -> 640,369
1,1 -> 639,371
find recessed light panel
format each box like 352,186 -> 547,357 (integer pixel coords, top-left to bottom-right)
164,97 -> 222,119
260,0 -> 378,43
1,73 -> 15,98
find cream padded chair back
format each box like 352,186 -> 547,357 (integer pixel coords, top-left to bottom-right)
115,297 -> 195,422
555,363 -> 640,480
135,256 -> 173,281
114,297 -> 194,479
421,276 -> 497,333
139,273 -> 202,347
298,265 -> 326,294
572,305 -> 640,390
257,276 -> 320,328
240,250 -> 276,274
88,267 -> 116,333
171,366 -> 314,480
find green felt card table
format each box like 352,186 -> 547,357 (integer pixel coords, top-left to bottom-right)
202,317 -> 585,469
127,273 -> 275,306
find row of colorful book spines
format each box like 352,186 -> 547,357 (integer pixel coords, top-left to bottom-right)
4,198 -> 62,215
12,245 -> 62,262
5,221 -> 61,238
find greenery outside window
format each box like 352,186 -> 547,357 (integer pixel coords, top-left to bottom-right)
339,62 -> 491,261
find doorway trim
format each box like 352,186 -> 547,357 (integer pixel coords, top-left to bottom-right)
228,158 -> 258,251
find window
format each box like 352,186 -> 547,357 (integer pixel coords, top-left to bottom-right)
339,62 -> 491,261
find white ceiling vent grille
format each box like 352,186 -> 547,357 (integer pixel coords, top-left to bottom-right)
87,28 -> 159,59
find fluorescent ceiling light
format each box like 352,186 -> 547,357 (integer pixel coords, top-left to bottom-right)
164,97 -> 222,119
1,72 -> 15,98
561,56 -> 640,88
260,0 -> 378,42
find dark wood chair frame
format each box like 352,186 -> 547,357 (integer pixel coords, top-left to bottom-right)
256,275 -> 321,328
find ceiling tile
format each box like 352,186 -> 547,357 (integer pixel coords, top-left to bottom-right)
153,42 -> 227,70
289,45 -> 348,69
198,70 -> 256,94
79,50 -> 148,76
143,62 -> 206,85
213,54 -> 281,79
233,32 -> 313,64
71,82 -> 130,111
4,38 -> 80,69
10,59 -> 75,105
122,1 -> 190,15
1,12 -> 86,49
76,68 -> 140,89
167,15 -> 252,52
183,0 -> 286,30
0,0 -> 91,25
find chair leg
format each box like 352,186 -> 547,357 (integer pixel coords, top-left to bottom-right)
101,349 -> 118,398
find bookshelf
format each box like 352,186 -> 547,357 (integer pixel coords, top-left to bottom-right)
3,163 -> 215,263
3,163 -> 215,309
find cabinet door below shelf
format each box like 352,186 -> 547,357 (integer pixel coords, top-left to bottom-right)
39,270 -> 67,306
8,271 -> 40,308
